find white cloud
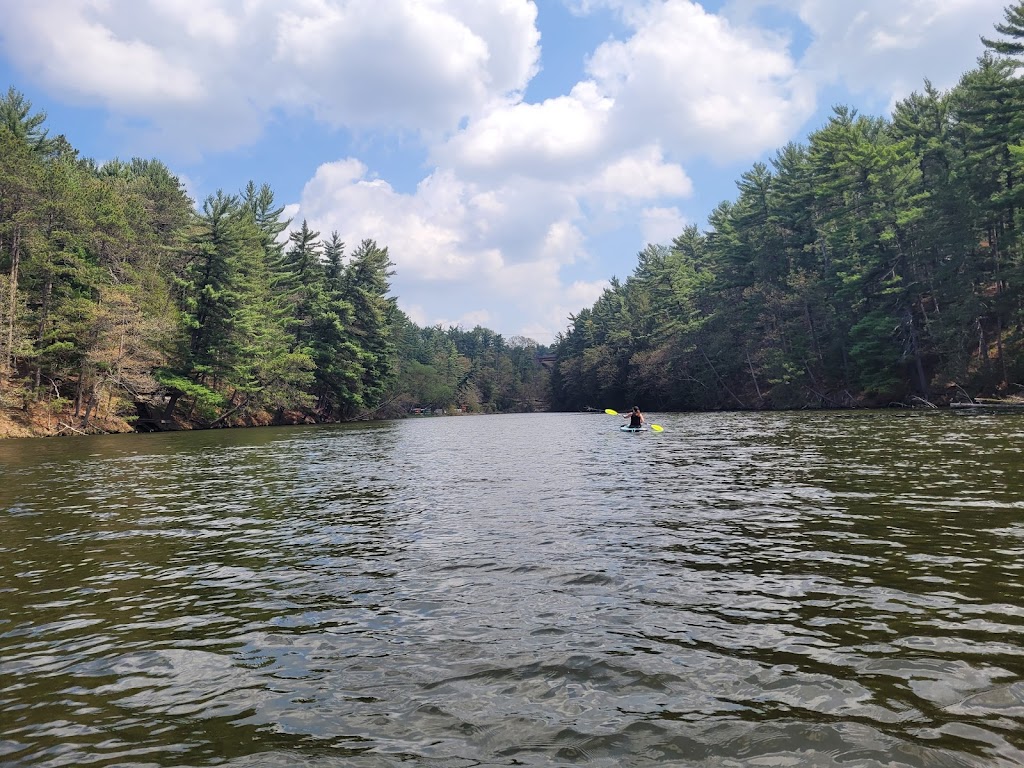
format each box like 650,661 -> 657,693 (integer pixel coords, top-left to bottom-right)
586,0 -> 815,161
640,207 -> 687,246
431,308 -> 495,331
2,0 -> 1007,344
522,278 -> 610,343
728,0 -> 1006,106
800,0 -> 1004,98
291,150 -> 648,342
274,0 -> 539,133
582,146 -> 692,208
0,0 -> 205,106
277,1 -> 814,340
445,1 -> 813,177
0,0 -> 541,154
292,158 -> 591,341
566,278 -> 610,308
439,81 -> 613,177
149,0 -> 241,47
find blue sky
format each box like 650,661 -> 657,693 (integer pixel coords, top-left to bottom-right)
0,0 -> 1009,344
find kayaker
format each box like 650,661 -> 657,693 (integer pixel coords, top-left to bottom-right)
625,406 -> 644,428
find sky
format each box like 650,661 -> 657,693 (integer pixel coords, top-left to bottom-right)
0,0 -> 1012,344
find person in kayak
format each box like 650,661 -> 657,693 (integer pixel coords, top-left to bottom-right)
626,406 -> 644,428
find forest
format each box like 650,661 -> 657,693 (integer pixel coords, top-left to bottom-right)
551,8 -> 1024,411
5,6 -> 1024,436
0,90 -> 548,437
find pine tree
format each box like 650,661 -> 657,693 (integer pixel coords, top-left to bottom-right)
338,239 -> 397,412
982,1 -> 1024,55
0,124 -> 42,380
277,220 -> 324,350
178,192 -> 249,390
0,87 -> 59,157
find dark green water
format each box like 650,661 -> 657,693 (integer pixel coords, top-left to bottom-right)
1,411 -> 1023,767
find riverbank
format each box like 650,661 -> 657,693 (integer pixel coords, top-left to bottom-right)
0,394 -> 413,439
0,400 -> 136,439
4,393 -> 1022,439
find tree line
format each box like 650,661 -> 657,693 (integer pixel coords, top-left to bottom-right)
550,5 -> 1024,411
0,88 -> 548,435
9,2 -> 1024,432
394,323 -> 549,414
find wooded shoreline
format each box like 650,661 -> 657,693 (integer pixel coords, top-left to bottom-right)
6,4 -> 1024,433
6,395 -> 1024,441
546,10 -> 1024,413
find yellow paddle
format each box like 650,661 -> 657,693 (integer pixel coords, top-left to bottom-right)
605,409 -> 664,432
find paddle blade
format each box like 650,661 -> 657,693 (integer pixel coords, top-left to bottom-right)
604,409 -> 619,415
651,424 -> 664,432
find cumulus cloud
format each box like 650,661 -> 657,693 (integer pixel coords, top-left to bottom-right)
444,1 -> 814,176
291,142 -> 693,340
1,0 -> 1005,342
439,81 -> 614,177
292,158 -> 595,341
582,146 -> 693,208
275,0 -> 539,133
370,0 -> 810,337
641,207 -> 688,246
800,0 -> 1005,102
0,0 -> 541,153
728,0 -> 1006,106
587,0 -> 815,161
278,1 -> 820,339
0,0 -> 206,106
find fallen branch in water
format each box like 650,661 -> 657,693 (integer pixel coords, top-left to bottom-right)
208,398 -> 250,427
953,383 -> 975,404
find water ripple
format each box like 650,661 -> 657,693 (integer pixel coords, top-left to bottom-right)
2,412 -> 1024,766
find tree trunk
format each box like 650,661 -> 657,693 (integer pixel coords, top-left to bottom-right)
75,361 -> 88,418
81,374 -> 98,431
905,308 -> 929,395
996,317 -> 1008,388
34,274 -> 52,390
746,351 -> 763,405
804,300 -> 823,363
978,320 -> 990,373
5,226 -> 21,377
161,392 -> 180,421
699,346 -> 747,409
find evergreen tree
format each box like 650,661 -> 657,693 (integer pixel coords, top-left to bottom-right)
0,124 -> 42,379
982,1 -> 1024,55
0,87 -> 59,157
337,239 -> 396,412
177,192 -> 250,391
278,220 -> 325,350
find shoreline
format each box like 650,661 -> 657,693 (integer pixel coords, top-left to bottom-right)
5,398 -> 1021,441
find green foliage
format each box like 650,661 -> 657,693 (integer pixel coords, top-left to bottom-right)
551,6 -> 1024,409
0,87 -> 59,157
387,316 -> 549,414
0,85 -> 551,433
848,310 -> 904,397
154,371 -> 225,406
16,0 -> 1024,434
982,1 -> 1024,56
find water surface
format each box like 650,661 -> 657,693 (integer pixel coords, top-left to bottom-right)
2,411 -> 1024,766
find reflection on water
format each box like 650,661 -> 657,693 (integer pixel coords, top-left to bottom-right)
2,412 -> 1024,767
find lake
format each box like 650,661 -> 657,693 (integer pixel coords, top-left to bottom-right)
2,410 -> 1024,767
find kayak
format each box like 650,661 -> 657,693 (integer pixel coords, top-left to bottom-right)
620,425 -> 647,432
